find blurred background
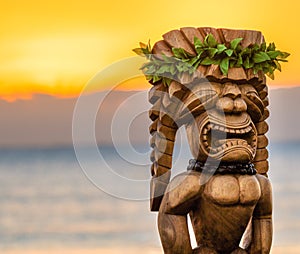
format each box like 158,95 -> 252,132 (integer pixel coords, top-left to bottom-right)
1,0 -> 300,253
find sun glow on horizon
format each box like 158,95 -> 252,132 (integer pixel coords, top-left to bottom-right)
1,0 -> 299,102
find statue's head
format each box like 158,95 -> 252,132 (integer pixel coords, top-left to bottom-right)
135,27 -> 288,211
185,81 -> 263,163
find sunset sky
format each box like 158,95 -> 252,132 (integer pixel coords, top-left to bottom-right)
1,0 -> 299,101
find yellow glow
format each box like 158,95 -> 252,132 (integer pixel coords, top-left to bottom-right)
1,0 -> 299,101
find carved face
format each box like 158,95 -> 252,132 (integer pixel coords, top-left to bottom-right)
186,82 -> 264,163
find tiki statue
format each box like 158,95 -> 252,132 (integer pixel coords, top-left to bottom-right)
134,27 -> 289,254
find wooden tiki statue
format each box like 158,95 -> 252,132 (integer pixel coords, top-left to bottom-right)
139,27 -> 288,254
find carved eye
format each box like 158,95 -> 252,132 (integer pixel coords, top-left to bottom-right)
197,89 -> 218,104
240,85 -> 265,122
181,88 -> 218,118
246,91 -> 264,113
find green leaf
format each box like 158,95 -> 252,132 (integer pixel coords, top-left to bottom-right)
141,48 -> 151,55
152,75 -> 161,83
277,59 -> 288,62
194,36 -> 204,48
253,52 -> 271,63
132,48 -> 145,56
145,75 -> 152,81
144,65 -> 156,75
260,42 -> 266,51
237,54 -> 243,66
254,63 -> 263,73
146,40 -> 151,52
205,34 -> 218,48
241,47 -> 251,56
208,48 -> 218,57
230,38 -> 243,50
267,51 -> 281,59
139,42 -> 147,48
156,64 -> 170,74
278,52 -> 290,59
225,49 -> 234,57
188,56 -> 200,65
220,57 -> 229,75
243,57 -> 250,69
252,44 -> 260,52
162,55 -> 175,64
163,78 -> 172,87
169,64 -> 176,75
274,60 -> 281,72
201,57 -> 216,65
267,42 -> 276,51
217,44 -> 227,53
266,72 -> 275,80
195,47 -> 204,56
172,48 -> 187,59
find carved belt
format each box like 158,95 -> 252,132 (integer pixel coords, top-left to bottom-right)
187,159 -> 257,175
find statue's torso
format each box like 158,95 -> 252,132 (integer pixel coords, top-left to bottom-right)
190,174 -> 262,253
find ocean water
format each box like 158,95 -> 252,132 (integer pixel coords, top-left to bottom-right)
0,142 -> 299,252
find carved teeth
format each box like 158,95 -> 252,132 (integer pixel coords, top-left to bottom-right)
240,129 -> 246,134
204,122 -> 253,135
246,126 -> 252,132
202,122 -> 257,155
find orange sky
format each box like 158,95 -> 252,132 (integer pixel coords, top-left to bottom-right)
1,0 -> 299,101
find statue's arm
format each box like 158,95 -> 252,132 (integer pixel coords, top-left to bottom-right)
249,175 -> 273,254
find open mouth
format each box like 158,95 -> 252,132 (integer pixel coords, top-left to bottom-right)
200,113 -> 257,161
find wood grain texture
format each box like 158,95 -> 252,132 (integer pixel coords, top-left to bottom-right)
254,148 -> 269,162
148,82 -> 165,104
152,40 -> 174,57
257,135 -> 268,149
150,176 -> 168,211
255,121 -> 269,135
254,160 -> 269,174
163,29 -> 196,56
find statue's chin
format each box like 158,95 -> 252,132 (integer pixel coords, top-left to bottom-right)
203,145 -> 254,163
219,148 -> 253,163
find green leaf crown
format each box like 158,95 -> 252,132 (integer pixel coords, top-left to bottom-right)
133,34 -> 290,86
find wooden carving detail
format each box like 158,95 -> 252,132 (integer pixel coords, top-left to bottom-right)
148,28 -> 272,253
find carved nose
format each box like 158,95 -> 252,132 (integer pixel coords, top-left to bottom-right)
216,83 -> 247,113
216,97 -> 247,113
222,83 -> 242,99
233,98 -> 247,112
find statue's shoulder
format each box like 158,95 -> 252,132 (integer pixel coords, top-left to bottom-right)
253,174 -> 272,217
255,174 -> 272,192
161,171 -> 203,214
